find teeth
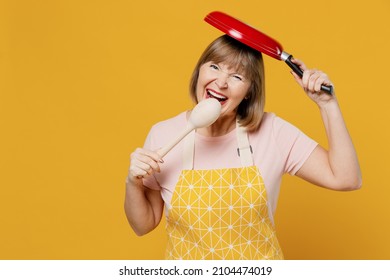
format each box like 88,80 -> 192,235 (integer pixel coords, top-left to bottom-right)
207,90 -> 227,100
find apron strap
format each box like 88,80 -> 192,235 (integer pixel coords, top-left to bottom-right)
183,130 -> 195,170
236,119 -> 254,167
182,119 -> 254,170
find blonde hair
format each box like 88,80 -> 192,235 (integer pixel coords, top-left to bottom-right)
189,35 -> 265,131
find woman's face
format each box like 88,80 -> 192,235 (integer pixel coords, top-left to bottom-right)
196,61 -> 251,118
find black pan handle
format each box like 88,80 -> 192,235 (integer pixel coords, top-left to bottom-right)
283,53 -> 333,95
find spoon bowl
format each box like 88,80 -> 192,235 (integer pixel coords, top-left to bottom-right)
188,98 -> 222,129
157,98 -> 221,157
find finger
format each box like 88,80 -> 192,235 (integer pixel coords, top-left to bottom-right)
291,58 -> 307,71
132,148 -> 164,163
139,148 -> 164,164
130,148 -> 163,169
129,149 -> 162,178
135,154 -> 161,173
130,159 -> 159,178
310,71 -> 330,93
302,69 -> 314,91
129,165 -> 148,178
314,76 -> 327,93
308,71 -> 322,93
135,160 -> 155,173
317,73 -> 332,93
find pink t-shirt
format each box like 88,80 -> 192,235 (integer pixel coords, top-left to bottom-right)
143,112 -> 317,221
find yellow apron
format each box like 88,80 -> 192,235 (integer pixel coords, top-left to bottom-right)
165,122 -> 283,260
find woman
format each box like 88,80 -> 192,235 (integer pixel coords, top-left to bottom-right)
125,35 -> 362,260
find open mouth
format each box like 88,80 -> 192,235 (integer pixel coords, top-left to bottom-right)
206,89 -> 228,104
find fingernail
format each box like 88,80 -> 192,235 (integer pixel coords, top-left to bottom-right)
159,158 -> 164,163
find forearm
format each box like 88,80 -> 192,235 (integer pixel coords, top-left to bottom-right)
124,178 -> 160,236
319,100 -> 362,189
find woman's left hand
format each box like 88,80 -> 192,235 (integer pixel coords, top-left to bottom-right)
290,58 -> 336,107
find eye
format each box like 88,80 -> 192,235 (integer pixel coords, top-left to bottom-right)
232,74 -> 243,81
210,64 -> 219,70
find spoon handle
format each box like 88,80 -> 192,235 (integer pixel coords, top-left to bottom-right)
157,125 -> 195,158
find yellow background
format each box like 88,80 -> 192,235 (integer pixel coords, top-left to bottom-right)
1,0 -> 389,259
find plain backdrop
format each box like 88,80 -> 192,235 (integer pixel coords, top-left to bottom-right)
1,0 -> 389,259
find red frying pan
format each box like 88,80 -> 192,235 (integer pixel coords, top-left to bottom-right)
204,11 -> 333,94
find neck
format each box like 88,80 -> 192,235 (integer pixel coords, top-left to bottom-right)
196,114 -> 237,137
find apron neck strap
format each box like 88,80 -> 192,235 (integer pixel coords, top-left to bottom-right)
183,129 -> 196,170
182,118 -> 254,170
236,119 -> 254,167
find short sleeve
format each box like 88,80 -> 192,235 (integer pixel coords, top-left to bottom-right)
141,127 -> 162,191
272,116 -> 318,175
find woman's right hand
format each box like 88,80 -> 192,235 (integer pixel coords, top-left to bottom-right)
127,148 -> 164,183
125,148 -> 165,236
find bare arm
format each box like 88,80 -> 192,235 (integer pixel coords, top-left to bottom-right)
124,148 -> 164,236
292,59 -> 362,191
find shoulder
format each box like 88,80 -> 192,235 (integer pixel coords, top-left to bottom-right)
249,112 -> 311,151
144,111 -> 187,150
261,112 -> 301,136
149,111 -> 187,135
251,112 -> 296,136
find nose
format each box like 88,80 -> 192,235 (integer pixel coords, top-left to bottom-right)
215,73 -> 229,89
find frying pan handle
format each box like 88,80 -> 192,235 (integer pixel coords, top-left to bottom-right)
283,53 -> 333,95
